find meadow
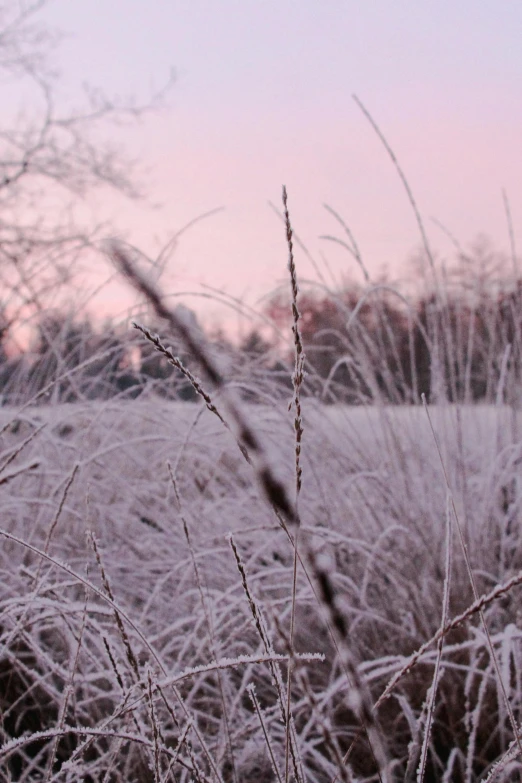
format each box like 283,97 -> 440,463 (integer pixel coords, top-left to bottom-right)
1,382 -> 522,781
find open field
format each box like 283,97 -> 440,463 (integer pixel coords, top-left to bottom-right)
1,397 -> 521,781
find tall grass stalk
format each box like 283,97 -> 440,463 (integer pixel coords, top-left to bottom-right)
112,231 -> 392,782
283,184 -> 305,783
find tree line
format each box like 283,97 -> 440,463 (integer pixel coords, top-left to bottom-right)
1,254 -> 521,407
268,259 -> 522,406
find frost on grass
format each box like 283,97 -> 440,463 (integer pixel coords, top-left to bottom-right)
0,394 -> 521,780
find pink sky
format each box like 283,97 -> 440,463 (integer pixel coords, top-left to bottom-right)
26,1 -> 522,334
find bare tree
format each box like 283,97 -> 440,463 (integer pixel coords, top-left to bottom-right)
0,1 -> 172,352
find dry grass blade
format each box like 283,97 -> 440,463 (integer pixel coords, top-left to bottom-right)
0,458 -> 40,486
109,241 -> 297,525
421,395 -> 522,761
90,531 -> 141,681
296,668 -> 354,783
377,568 -> 522,706
416,493 -> 453,782
229,533 -> 305,783
283,184 -> 305,783
43,464 -> 79,555
136,322 -> 251,466
0,422 -> 45,476
502,188 -> 518,277
322,202 -> 370,283
146,670 -> 161,783
352,94 -> 436,277
313,551 -> 391,783
168,464 -> 238,783
0,727 -> 176,764
247,684 -> 284,783
44,588 -> 88,782
133,323 -> 227,428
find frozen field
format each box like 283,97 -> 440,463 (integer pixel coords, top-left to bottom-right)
1,398 -> 518,549
1,397 -> 521,780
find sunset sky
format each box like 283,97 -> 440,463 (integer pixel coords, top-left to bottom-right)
35,0 -> 522,331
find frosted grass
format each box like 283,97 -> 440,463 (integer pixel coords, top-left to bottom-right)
1,397 -> 521,780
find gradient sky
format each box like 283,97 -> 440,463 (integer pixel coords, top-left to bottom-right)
35,0 -> 522,330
